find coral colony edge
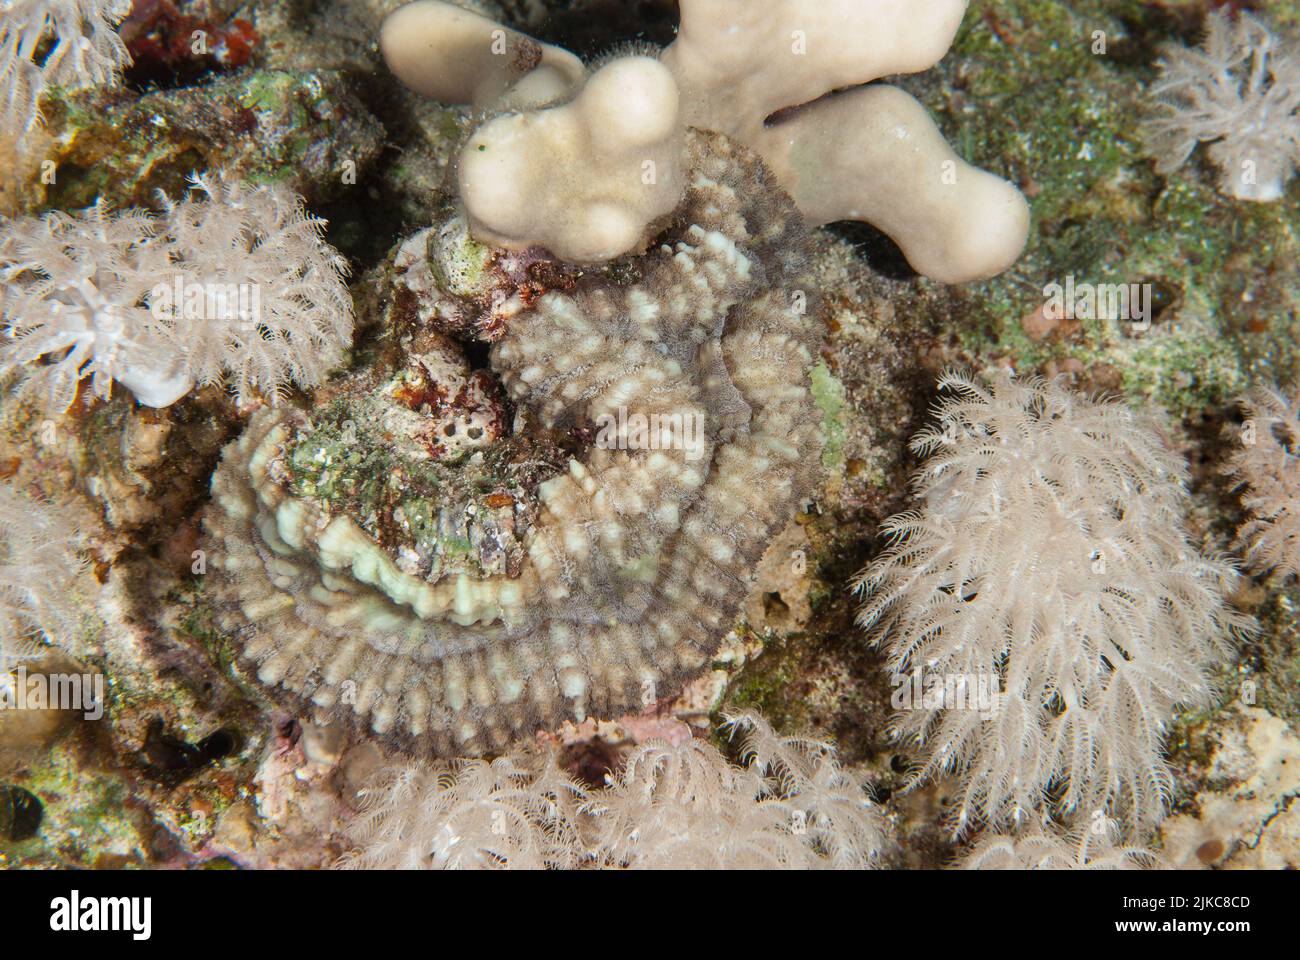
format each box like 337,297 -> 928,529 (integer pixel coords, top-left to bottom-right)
0,0 -> 1297,881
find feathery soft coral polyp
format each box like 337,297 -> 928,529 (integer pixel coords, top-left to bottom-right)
0,173 -> 353,410
854,371 -> 1251,834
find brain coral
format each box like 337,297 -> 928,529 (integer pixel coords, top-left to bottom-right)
204,129 -> 824,755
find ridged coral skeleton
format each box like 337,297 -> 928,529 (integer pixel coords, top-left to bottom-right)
205,130 -> 825,755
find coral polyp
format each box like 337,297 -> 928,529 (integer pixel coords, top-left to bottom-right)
204,130 -> 825,754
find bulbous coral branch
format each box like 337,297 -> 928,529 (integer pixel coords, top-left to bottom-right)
752,85 -> 1030,283
661,0 -> 967,140
459,56 -> 685,263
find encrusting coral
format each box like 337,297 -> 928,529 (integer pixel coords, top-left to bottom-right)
1145,10 -> 1300,202
854,371 -> 1252,834
0,0 -> 132,138
1228,385 -> 1300,580
204,129 -> 825,755
0,172 -> 353,410
340,712 -> 885,869
379,0 -> 1030,282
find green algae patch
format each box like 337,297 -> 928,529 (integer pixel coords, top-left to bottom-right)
810,361 -> 848,473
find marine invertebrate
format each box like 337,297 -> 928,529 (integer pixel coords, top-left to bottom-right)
0,0 -> 132,137
586,712 -> 885,869
1145,10 -> 1300,202
456,55 -> 685,263
1227,385 -> 1300,579
156,173 -> 353,405
0,200 -> 189,410
0,482 -> 89,670
204,129 -> 824,755
958,825 -> 1161,870
380,0 -> 1029,282
340,712 -> 884,869
341,748 -> 587,869
854,371 -> 1251,833
0,174 -> 352,410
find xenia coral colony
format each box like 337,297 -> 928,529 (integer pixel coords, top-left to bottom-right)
1145,11 -> 1300,202
342,712 -> 885,869
0,482 -> 87,669
205,0 -> 1030,761
0,0 -> 132,136
1228,386 -> 1300,580
380,0 -> 1029,282
956,825 -> 1161,870
854,372 -> 1251,836
0,173 -> 353,410
192,0 -> 1036,868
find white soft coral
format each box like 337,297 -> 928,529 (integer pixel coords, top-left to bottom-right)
1145,10 -> 1300,201
0,482 -> 89,670
587,712 -> 885,869
340,712 -> 886,870
0,173 -> 353,411
341,749 -> 588,870
957,824 -> 1163,870
0,0 -> 133,136
854,371 -> 1251,834
1228,385 -> 1300,579
159,173 -> 354,405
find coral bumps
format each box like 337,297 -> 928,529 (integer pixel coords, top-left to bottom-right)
204,131 -> 825,755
